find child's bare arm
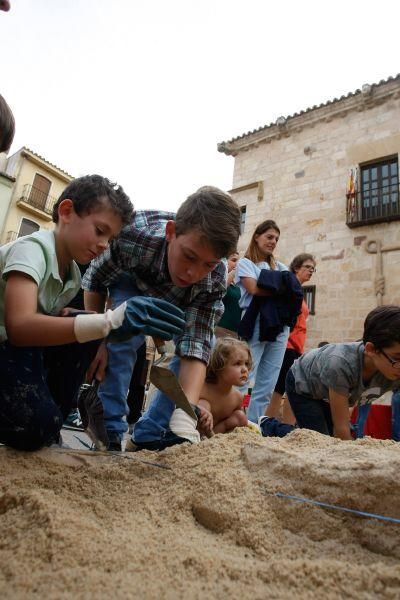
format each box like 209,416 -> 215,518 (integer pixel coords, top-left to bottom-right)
211,390 -> 247,434
198,398 -> 212,412
5,273 -> 77,346
198,398 -> 214,434
329,388 -> 352,440
234,389 -> 244,410
213,409 -> 247,434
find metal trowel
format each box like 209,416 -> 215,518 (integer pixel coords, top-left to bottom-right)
151,338 -> 198,420
150,364 -> 198,420
150,338 -> 214,437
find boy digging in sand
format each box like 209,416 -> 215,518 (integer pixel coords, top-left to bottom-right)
198,337 -> 251,436
0,175 -> 184,451
83,186 -> 242,451
286,305 -> 400,440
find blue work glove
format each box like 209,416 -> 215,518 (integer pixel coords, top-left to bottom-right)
107,296 -> 185,343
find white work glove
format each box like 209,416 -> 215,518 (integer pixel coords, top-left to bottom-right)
74,303 -> 127,343
169,408 -> 200,444
74,297 -> 185,344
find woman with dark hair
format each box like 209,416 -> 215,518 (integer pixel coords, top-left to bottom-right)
235,220 -> 302,422
265,253 -> 316,424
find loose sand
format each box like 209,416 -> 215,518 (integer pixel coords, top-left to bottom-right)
1,429 -> 400,599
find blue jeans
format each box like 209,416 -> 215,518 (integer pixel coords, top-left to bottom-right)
0,336 -> 99,450
132,354 -> 184,445
98,275 -> 145,443
259,417 -> 295,438
286,369 -> 333,435
352,403 -> 372,439
100,275 -> 192,448
392,390 -> 400,441
240,316 -> 288,423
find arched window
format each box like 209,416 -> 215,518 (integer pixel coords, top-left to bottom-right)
18,218 -> 40,238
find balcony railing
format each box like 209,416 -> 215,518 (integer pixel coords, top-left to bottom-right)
346,184 -> 400,228
18,184 -> 57,216
3,230 -> 18,244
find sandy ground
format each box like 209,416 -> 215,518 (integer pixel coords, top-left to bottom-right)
1,428 -> 400,599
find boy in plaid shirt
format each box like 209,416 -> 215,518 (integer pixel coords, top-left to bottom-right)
83,187 -> 240,450
83,186 -> 241,450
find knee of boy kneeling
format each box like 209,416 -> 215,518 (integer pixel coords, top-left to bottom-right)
20,408 -> 63,451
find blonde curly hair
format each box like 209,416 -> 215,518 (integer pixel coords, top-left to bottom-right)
206,337 -> 253,383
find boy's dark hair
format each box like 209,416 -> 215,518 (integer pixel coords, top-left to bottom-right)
317,341 -> 329,348
206,337 -> 253,383
363,305 -> 400,349
245,219 -> 280,268
175,186 -> 241,258
290,253 -> 316,273
0,94 -> 16,153
52,174 -> 133,224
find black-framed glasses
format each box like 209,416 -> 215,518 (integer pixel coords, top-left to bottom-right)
302,264 -> 316,272
380,348 -> 400,369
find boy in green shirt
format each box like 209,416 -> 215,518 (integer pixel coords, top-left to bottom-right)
0,174 -> 184,451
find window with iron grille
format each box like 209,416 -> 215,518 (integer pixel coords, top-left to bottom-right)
302,285 -> 316,315
347,156 -> 399,227
361,157 -> 399,219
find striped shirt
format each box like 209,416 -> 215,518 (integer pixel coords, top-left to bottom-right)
82,210 -> 227,364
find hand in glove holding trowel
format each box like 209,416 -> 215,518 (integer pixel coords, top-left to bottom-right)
150,339 -> 215,445
74,296 -> 185,343
74,298 -> 184,452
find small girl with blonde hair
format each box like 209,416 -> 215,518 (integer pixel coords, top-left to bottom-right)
198,337 -> 252,435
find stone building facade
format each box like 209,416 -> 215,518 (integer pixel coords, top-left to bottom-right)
218,75 -> 400,349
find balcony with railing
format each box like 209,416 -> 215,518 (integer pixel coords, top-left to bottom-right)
3,231 -> 18,244
17,184 -> 57,218
346,183 -> 400,228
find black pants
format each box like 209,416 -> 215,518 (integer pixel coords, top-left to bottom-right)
274,348 -> 301,395
126,341 -> 148,425
0,338 -> 100,451
286,369 -> 333,436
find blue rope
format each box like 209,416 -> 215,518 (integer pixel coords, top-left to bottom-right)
273,492 -> 400,525
73,435 -> 92,450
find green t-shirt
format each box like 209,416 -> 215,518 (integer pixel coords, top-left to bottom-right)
0,230 -> 81,342
218,284 -> 242,333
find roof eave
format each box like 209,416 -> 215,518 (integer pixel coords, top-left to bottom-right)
218,74 -> 400,156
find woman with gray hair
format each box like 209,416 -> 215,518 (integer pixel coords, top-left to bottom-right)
264,252 -> 316,424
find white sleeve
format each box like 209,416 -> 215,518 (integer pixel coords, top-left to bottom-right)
235,257 -> 259,282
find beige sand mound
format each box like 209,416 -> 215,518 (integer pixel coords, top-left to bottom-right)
1,429 -> 400,599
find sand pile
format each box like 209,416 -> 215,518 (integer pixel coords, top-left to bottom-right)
1,428 -> 400,599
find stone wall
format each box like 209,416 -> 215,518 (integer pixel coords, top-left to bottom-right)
225,81 -> 400,349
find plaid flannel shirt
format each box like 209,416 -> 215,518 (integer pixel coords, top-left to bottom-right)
82,210 -> 227,364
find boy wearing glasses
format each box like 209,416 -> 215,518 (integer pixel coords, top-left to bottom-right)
286,305 -> 400,440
